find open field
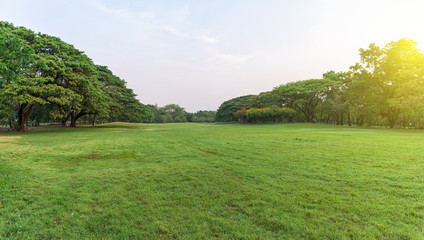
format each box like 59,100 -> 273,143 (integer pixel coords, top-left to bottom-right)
1,123 -> 424,239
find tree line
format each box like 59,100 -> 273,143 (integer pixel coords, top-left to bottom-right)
0,22 -> 216,131
0,21 -> 147,131
142,104 -> 216,123
217,39 -> 424,128
3,21 -> 422,129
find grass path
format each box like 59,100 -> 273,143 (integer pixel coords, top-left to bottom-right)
1,123 -> 424,239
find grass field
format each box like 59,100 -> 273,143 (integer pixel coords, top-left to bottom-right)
1,123 -> 424,239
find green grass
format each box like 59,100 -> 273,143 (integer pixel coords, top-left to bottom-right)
1,123 -> 424,239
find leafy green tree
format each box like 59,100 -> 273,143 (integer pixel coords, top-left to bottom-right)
0,22 -> 77,131
141,104 -> 156,123
234,107 -> 295,123
348,39 -> 424,128
162,104 -> 187,122
248,91 -> 276,108
216,95 -> 254,122
318,71 -> 352,125
96,65 -> 145,123
32,34 -> 109,127
271,79 -> 341,122
190,110 -> 216,122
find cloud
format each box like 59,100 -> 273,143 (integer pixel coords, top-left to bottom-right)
163,26 -> 217,44
163,26 -> 190,38
89,0 -> 155,20
207,52 -> 260,64
196,34 -> 217,43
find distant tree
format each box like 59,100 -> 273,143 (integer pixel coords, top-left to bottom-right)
142,104 -> 156,123
162,104 -> 187,122
190,110 -> 216,122
271,79 -> 341,122
96,65 -> 145,123
216,95 -> 254,122
248,91 -> 276,108
318,71 -> 352,125
185,112 -> 194,122
234,107 -> 295,123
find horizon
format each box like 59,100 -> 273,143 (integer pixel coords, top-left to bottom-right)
2,0 -> 424,112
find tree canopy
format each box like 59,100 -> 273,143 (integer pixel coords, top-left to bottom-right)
217,38 -> 424,128
0,21 -> 146,130
3,21 -> 424,130
216,95 -> 254,122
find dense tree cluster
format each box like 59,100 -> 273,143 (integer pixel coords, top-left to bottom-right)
215,95 -> 254,122
0,22 -> 145,131
3,21 -> 423,129
142,104 -> 216,123
218,39 -> 424,128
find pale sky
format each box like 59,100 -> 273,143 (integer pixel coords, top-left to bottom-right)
1,0 -> 424,112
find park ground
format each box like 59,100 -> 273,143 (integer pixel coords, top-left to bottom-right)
1,123 -> 424,239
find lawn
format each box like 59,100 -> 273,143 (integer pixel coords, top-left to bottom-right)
1,123 -> 424,239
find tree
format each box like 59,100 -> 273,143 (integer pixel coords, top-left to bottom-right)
190,110 -> 216,122
32,34 -> 109,127
348,39 -> 424,128
216,95 -> 254,122
162,104 -> 187,122
96,65 -> 145,123
0,22 -> 77,131
234,107 -> 295,123
319,71 -> 352,125
271,79 -> 341,122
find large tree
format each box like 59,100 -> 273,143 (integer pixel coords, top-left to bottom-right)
162,104 -> 187,122
318,71 -> 352,125
0,22 -> 77,131
32,34 -> 109,127
216,95 -> 254,122
348,39 -> 424,128
96,65 -> 145,123
271,79 -> 341,122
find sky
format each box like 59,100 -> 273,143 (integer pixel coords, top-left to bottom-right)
1,0 -> 424,112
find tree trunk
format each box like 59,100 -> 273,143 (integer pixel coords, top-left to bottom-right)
347,112 -> 351,126
70,111 -> 86,127
17,104 -> 38,132
9,120 -> 15,131
70,112 -> 77,127
92,114 -> 96,126
340,112 -> 344,126
357,115 -> 364,127
61,114 -> 70,127
389,118 -> 396,128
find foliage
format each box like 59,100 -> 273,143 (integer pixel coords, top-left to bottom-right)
316,71 -> 352,125
0,21 -> 146,129
96,65 -> 145,122
0,22 -> 79,131
190,110 -> 216,122
270,79 -> 341,122
162,104 -> 187,122
234,107 -> 295,123
141,104 -> 189,123
216,95 -> 254,122
247,91 -> 275,108
348,39 -> 424,127
225,39 -> 424,128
